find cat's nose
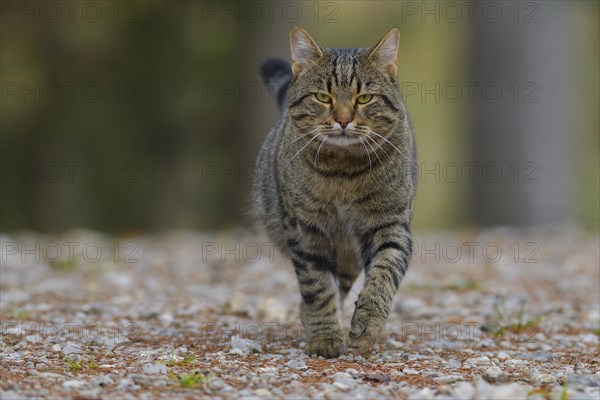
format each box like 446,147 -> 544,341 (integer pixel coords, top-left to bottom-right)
336,117 -> 350,129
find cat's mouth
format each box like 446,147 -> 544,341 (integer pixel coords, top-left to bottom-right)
322,132 -> 364,147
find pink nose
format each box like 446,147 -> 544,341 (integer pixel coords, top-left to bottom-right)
337,118 -> 350,129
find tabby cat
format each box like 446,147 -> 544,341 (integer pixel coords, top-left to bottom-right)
252,27 -> 416,358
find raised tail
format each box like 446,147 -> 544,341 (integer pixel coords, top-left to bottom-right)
260,58 -> 291,111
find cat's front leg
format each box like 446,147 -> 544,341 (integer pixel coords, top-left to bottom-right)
350,220 -> 412,354
287,225 -> 345,358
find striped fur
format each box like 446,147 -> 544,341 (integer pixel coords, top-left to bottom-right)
252,27 -> 417,357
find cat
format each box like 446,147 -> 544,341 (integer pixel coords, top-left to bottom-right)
252,27 -> 417,358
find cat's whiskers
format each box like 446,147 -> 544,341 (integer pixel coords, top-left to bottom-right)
363,134 -> 392,181
358,137 -> 372,173
285,127 -> 319,147
285,132 -> 322,166
363,131 -> 392,162
313,136 -> 327,179
368,129 -> 418,170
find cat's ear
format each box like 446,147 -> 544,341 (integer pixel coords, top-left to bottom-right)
369,28 -> 400,77
290,26 -> 323,75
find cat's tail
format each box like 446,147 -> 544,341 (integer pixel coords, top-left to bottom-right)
260,58 -> 291,111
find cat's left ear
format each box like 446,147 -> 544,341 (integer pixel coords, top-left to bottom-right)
290,26 -> 323,75
369,28 -> 400,77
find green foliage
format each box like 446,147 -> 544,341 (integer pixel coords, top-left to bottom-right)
482,297 -> 545,338
169,371 -> 214,389
10,308 -> 31,320
63,356 -> 98,373
159,352 -> 198,367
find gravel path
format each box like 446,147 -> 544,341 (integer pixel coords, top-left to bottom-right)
1,227 -> 599,399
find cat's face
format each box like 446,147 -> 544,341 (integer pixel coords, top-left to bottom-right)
286,27 -> 403,149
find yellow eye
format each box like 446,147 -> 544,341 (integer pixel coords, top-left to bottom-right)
356,94 -> 373,104
315,93 -> 332,103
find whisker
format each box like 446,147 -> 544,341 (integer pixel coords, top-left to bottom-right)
297,125 -> 319,132
364,131 -> 392,162
285,133 -> 321,166
368,129 -> 418,169
367,129 -> 405,158
285,127 -> 318,147
358,137 -> 372,173
363,134 -> 389,179
313,136 -> 327,179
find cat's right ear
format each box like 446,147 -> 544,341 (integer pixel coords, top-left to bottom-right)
290,26 -> 323,75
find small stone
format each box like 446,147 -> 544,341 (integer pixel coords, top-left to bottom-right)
476,338 -> 496,348
452,382 -> 476,400
286,359 -> 308,370
78,389 -> 101,398
445,358 -> 462,368
208,378 -> 235,392
62,380 -> 86,389
93,375 -> 114,387
403,368 -> 420,375
258,367 -> 278,374
117,378 -> 135,390
505,359 -> 529,366
526,367 -> 540,383
496,352 -> 510,360
412,387 -> 436,399
567,374 -> 600,388
537,374 -> 555,384
333,381 -> 350,391
51,344 -> 61,352
158,312 -> 174,325
229,347 -> 245,356
483,366 -> 508,383
515,351 -> 554,362
231,336 -> 262,354
476,380 -> 528,400
332,372 -> 357,390
142,363 -> 167,375
465,356 -> 491,365
434,375 -> 463,384
254,388 -> 272,397
365,373 -> 390,382
61,342 -> 83,355
25,335 -> 39,343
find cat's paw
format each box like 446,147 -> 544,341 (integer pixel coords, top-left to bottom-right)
305,336 -> 345,358
349,306 -> 385,354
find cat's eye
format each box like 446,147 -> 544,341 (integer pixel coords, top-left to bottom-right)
356,94 -> 373,104
315,93 -> 332,103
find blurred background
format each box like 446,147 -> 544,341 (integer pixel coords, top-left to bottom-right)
1,0 -> 598,234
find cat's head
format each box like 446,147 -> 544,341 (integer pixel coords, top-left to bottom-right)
286,27 -> 404,148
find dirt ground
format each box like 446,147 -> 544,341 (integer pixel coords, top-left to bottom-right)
1,226 -> 599,399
